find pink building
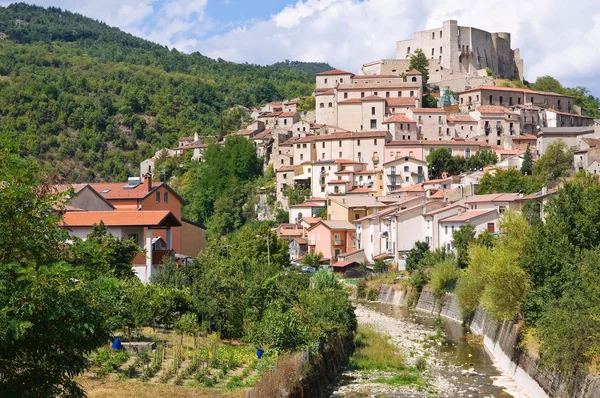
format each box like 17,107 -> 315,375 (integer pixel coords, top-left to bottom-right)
384,139 -> 486,163
307,220 -> 356,262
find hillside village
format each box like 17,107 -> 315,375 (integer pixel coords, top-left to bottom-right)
135,20 -> 600,274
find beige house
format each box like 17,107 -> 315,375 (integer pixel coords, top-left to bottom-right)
536,127 -> 598,156
382,156 -> 427,194
469,106 -> 520,147
458,86 -> 571,113
328,196 -> 387,222
405,108 -> 449,140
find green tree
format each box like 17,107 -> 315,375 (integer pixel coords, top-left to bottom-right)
373,258 -> 388,273
532,140 -> 573,184
301,251 -> 323,269
521,143 -> 533,175
466,149 -> 498,170
452,225 -> 476,268
297,96 -> 316,112
477,169 -> 540,195
426,148 -> 453,179
422,94 -> 438,108
531,75 -> 564,94
405,241 -> 429,272
408,48 -> 429,85
284,186 -> 310,206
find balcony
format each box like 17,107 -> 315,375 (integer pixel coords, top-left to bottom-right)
484,125 -> 491,135
333,240 -> 345,247
372,154 -> 380,165
319,179 -> 326,186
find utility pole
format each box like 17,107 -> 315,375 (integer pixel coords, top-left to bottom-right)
267,235 -> 270,267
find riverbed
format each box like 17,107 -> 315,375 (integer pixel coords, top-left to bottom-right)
329,302 -> 528,398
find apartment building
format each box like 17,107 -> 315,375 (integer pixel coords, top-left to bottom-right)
307,220 -> 356,261
458,86 -> 571,113
382,156 -> 427,194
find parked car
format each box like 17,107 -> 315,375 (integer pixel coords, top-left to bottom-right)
300,266 -> 316,274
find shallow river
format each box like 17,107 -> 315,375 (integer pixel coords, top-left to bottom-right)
330,302 -> 525,398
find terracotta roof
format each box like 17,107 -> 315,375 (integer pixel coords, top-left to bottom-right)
338,82 -> 420,90
335,170 -> 353,174
476,105 -> 518,115
460,85 -> 570,98
405,69 -> 422,75
383,114 -> 415,124
329,196 -> 386,208
410,108 -> 447,114
390,184 -> 426,193
584,138 -> 600,147
277,228 -> 304,237
355,170 -> 378,175
440,209 -> 497,223
547,108 -> 594,119
290,202 -> 324,208
353,75 -> 400,79
338,98 -> 363,104
301,217 -> 322,225
328,179 -> 351,184
495,149 -> 523,155
292,131 -> 388,143
279,112 -> 297,117
316,68 -> 354,76
448,115 -> 477,123
429,189 -> 445,199
513,134 -> 537,140
424,203 -> 465,216
89,182 -> 180,201
315,89 -> 335,96
315,220 -> 356,230
347,187 -> 375,194
331,260 -> 358,268
373,253 -> 392,260
306,197 -> 326,202
277,165 -> 297,172
339,248 -> 364,257
383,156 -> 427,166
362,95 -> 385,101
465,193 -> 522,203
386,97 -> 418,106
62,210 -> 181,227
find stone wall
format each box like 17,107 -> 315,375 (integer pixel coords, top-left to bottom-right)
378,286 -> 600,398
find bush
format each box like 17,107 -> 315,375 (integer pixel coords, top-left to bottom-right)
366,287 -> 378,301
356,279 -> 367,299
415,356 -> 427,372
429,259 -> 460,300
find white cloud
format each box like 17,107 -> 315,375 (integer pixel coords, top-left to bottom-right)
193,0 -> 600,94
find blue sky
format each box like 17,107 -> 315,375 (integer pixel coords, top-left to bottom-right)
4,0 -> 600,96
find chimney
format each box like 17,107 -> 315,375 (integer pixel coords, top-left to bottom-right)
194,131 -> 199,141
541,184 -> 548,195
145,173 -> 153,192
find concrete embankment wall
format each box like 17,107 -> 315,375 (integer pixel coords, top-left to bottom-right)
377,285 -> 600,398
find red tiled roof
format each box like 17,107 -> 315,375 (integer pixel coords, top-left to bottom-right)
301,217 -> 322,224
584,138 -> 600,147
316,68 -> 354,76
440,209 -> 497,223
338,98 -> 363,104
335,170 -> 353,174
386,97 -> 418,106
89,182 -> 165,200
292,131 -> 388,143
290,203 -> 324,208
410,108 -> 447,114
513,134 -> 537,140
353,75 -> 400,79
328,179 -> 351,184
405,69 -> 422,75
386,139 -> 482,146
279,112 -> 297,117
277,165 -> 297,172
383,114 -> 415,124
277,228 -> 303,237
306,197 -> 326,202
331,260 -> 358,268
62,210 -> 181,227
448,115 -> 477,123
355,170 -> 378,175
460,85 -> 570,98
362,95 -> 385,100
476,105 -> 518,115
315,89 -> 335,96
347,188 -> 375,194
547,108 -> 594,119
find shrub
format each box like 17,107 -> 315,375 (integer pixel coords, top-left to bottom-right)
429,259 -> 460,301
415,356 -> 427,372
366,287 -> 378,301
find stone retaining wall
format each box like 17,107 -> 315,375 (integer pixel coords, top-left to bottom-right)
379,286 -> 600,398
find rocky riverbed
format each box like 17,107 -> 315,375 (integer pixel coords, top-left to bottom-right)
330,303 -> 525,398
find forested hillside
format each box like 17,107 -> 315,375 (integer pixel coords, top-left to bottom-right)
0,3 -> 328,181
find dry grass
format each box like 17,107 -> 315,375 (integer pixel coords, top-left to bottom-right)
249,354 -> 303,397
77,377 -> 247,398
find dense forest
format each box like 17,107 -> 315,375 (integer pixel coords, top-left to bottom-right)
0,3 -> 329,181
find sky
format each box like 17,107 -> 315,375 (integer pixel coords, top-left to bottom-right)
4,0 -> 600,95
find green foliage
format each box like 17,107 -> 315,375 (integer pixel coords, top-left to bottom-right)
532,140 -> 574,184
427,148 -> 497,179
405,241 -> 429,272
284,185 -> 310,206
349,326 -> 406,371
297,96 -> 316,112
530,75 -> 599,117
270,60 -> 333,75
301,251 -> 323,269
477,169 -> 541,195
531,75 -> 564,94
311,269 -> 339,291
484,67 -> 493,76
0,3 -> 317,181
422,94 -> 438,108
408,48 -> 429,85
373,259 -> 388,273
452,225 -> 475,268
180,136 -> 263,237
521,143 -> 534,176
429,259 -> 460,300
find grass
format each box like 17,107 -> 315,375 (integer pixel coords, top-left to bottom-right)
371,372 -> 427,388
348,326 -> 406,371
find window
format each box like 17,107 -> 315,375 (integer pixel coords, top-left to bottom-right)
340,78 -> 344,83
531,97 -> 534,103
339,152 -> 342,158
461,97 -> 464,104
487,223 -> 495,232
390,166 -> 396,173
319,103 -> 324,108
438,116 -> 442,123
322,142 -> 325,148
370,119 -> 377,129
489,95 -> 493,104
328,102 -> 332,108
339,140 -> 342,147
386,91 -> 390,98
300,154 -> 304,160
445,225 -> 448,234
431,48 -> 435,56
371,106 -> 375,115
398,91 -> 402,97
164,191 -> 168,203
440,46 -> 443,55
465,148 -> 471,159
322,153 -> 325,159
410,90 -> 414,97
361,92 -> 365,98
476,95 -> 479,102
302,143 -> 307,148
374,91 -> 378,96
405,176 -> 409,182
404,166 -> 409,172
357,139 -> 361,146
129,234 -> 138,244
440,31 -> 442,38
156,192 -> 160,202
432,32 -> 435,40
284,119 -> 287,125
451,225 -> 455,234
499,96 -> 503,105
407,47 -> 410,54
358,152 -> 362,159
509,97 -> 513,105
412,77 -> 417,82
344,92 -> 348,99
374,139 -> 378,145
324,78 -> 328,84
